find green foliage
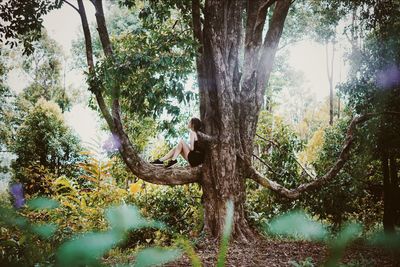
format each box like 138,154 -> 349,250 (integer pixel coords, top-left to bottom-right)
247,111 -> 305,227
56,202 -> 167,267
71,2 -> 197,135
19,30 -> 71,112
0,0 -> 63,55
93,22 -> 195,121
0,196 -> 60,266
1,190 -> 181,267
300,117 -> 382,229
255,111 -> 305,188
11,99 -> 82,195
126,182 -> 202,245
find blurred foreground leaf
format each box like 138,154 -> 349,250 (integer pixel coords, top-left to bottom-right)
217,200 -> 234,267
134,247 -> 182,267
175,238 -> 202,267
30,223 -> 57,239
324,222 -> 363,267
267,210 -> 328,241
27,197 -> 59,210
56,231 -> 121,266
0,207 -> 28,227
105,204 -> 165,231
368,231 -> 400,250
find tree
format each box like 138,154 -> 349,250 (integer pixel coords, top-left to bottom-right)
1,0 -> 392,241
341,22 -> 400,233
19,30 -> 71,112
12,99 -> 82,195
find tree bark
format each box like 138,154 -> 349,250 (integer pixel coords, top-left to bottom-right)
191,0 -> 292,241
389,155 -> 399,228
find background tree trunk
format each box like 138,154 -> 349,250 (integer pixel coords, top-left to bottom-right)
382,152 -> 395,233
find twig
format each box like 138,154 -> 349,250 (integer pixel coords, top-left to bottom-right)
61,0 -> 80,13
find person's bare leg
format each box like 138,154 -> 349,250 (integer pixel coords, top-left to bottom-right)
159,147 -> 176,161
180,141 -> 190,161
171,140 -> 187,160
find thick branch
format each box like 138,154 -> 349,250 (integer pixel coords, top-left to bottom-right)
92,0 -> 113,57
191,0 -> 203,47
256,0 -> 291,108
239,0 -> 291,159
77,0 -> 94,72
111,99 -> 201,185
246,114 -> 376,199
79,0 -> 198,185
77,0 -> 114,130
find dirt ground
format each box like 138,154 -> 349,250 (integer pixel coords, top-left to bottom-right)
164,238 -> 398,267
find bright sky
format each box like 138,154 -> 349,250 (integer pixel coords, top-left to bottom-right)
6,3 -> 349,145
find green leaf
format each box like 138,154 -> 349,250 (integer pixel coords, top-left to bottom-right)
134,247 -> 182,267
267,210 -> 328,241
27,197 -> 59,210
324,222 -> 363,267
331,222 -> 362,248
56,231 -> 121,267
217,200 -> 234,267
105,204 -> 164,232
31,223 -> 57,238
368,231 -> 400,250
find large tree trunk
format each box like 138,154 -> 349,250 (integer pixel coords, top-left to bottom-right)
382,152 -> 395,233
197,0 -> 252,241
194,0 -> 291,240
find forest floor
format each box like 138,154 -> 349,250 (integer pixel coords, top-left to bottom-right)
106,238 -> 398,266
165,238 -> 398,267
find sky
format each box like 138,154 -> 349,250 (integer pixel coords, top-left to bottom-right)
6,3 -> 349,146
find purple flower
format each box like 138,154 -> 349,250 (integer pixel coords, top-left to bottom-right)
102,134 -> 121,153
10,183 -> 25,209
376,65 -> 400,89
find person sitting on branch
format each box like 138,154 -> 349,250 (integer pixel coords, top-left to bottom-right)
150,117 -> 205,168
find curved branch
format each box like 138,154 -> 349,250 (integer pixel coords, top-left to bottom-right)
79,0 -> 200,185
111,99 -> 201,185
246,113 -> 382,199
255,133 -> 316,179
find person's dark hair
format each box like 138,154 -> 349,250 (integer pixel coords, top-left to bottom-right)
190,117 -> 202,132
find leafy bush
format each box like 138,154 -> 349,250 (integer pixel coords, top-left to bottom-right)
126,182 -> 203,246
248,111 -> 305,227
11,99 -> 83,195
301,117 -> 383,230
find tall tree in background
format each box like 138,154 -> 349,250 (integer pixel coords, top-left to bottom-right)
2,0 -> 398,240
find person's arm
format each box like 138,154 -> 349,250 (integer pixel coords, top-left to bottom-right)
189,131 -> 195,151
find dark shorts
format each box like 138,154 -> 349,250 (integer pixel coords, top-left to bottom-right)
188,150 -> 204,167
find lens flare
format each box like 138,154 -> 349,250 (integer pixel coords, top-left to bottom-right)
10,183 -> 25,209
376,65 -> 400,89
